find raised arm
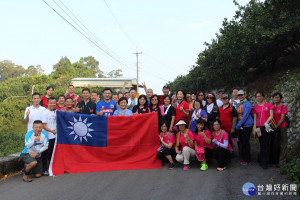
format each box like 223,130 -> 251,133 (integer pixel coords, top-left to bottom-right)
122,81 -> 128,94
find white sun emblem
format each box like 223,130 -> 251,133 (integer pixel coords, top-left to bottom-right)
68,116 -> 94,143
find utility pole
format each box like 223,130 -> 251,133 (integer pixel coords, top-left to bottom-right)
132,48 -> 142,94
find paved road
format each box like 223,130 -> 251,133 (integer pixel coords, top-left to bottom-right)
0,147 -> 298,200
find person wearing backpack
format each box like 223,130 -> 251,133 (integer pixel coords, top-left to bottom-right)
212,119 -> 233,171
272,92 -> 288,167
252,91 -> 274,169
235,90 -> 254,166
157,122 -> 176,170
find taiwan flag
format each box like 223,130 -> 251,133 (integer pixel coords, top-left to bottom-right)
49,111 -> 161,176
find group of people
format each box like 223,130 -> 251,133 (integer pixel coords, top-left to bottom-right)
20,83 -> 288,182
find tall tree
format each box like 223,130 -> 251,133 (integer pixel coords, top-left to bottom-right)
79,56 -> 105,78
51,57 -> 76,79
25,65 -> 44,76
0,60 -> 26,82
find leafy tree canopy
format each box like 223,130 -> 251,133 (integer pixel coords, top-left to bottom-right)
168,0 -> 300,93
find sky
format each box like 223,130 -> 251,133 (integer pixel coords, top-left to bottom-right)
0,0 -> 249,95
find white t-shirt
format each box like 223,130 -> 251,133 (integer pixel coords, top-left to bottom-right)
216,99 -> 223,107
127,98 -> 137,111
229,98 -> 240,108
24,105 -> 46,132
206,103 -> 214,114
42,109 -> 57,139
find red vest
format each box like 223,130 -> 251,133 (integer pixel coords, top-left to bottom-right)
219,105 -> 233,131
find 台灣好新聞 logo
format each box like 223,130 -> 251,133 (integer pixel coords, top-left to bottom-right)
242,182 -> 257,196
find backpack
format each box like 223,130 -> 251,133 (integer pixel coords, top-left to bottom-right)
281,105 -> 290,128
160,131 -> 174,140
212,130 -> 233,151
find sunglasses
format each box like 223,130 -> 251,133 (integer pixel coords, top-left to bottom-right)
207,97 -> 214,99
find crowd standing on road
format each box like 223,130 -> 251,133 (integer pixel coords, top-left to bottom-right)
20,82 -> 289,182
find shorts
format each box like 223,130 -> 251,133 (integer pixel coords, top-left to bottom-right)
20,153 -> 43,174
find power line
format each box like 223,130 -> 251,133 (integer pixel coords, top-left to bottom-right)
42,0 -> 136,72
103,0 -> 137,48
42,0 -> 170,83
52,0 -> 135,71
57,0 -> 134,69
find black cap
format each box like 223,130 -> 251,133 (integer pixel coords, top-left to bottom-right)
163,85 -> 170,89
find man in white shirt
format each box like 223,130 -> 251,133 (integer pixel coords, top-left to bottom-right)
24,93 -> 46,132
41,97 -> 57,176
127,88 -> 138,111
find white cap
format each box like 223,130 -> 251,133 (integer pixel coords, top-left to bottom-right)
176,119 -> 187,126
237,90 -> 245,95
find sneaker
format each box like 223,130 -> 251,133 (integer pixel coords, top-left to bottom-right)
167,163 -> 175,170
217,167 -> 226,171
42,171 -> 49,176
183,164 -> 190,170
240,161 -> 248,166
200,163 -> 208,171
23,174 -> 32,182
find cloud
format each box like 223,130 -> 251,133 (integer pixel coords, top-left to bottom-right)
186,21 -> 212,30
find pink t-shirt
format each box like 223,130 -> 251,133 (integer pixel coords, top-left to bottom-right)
252,103 -> 274,127
273,104 -> 287,128
161,132 -> 176,149
194,130 -> 213,149
213,130 -> 233,151
176,130 -> 194,151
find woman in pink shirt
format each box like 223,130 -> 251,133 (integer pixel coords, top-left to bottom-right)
212,119 -> 233,171
252,91 -> 274,169
157,122 -> 176,170
272,92 -> 288,166
194,119 -> 213,171
175,119 -> 195,170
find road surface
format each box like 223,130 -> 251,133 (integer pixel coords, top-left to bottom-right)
0,146 -> 298,200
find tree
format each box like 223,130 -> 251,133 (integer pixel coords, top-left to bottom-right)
107,69 -> 123,78
25,65 -> 44,76
0,60 -> 26,82
169,0 -> 300,92
51,57 -> 76,79
79,56 -> 105,78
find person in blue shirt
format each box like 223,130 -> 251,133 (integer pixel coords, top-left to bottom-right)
96,88 -> 117,116
113,97 -> 133,116
235,90 -> 254,165
20,120 -> 48,182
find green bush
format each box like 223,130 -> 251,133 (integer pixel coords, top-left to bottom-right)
0,122 -> 26,157
280,158 -> 300,195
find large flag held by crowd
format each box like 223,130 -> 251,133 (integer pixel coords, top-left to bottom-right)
49,111 -> 161,176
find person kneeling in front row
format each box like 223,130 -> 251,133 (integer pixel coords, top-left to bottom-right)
175,119 -> 195,170
157,122 -> 176,170
194,119 -> 213,171
20,120 -> 48,182
212,119 -> 233,171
